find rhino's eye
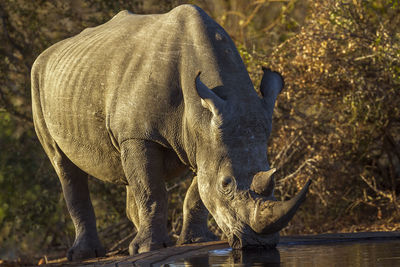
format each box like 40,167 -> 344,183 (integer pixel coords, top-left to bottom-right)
221,176 -> 233,188
220,176 -> 235,198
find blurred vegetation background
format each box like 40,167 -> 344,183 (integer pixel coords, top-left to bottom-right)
0,0 -> 399,263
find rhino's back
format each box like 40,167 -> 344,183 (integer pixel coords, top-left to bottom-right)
32,5 -> 250,183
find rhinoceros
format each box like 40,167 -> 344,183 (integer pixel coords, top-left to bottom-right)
31,4 -> 310,261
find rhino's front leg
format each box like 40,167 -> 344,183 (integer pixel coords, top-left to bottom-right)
177,176 -> 217,245
121,139 -> 171,255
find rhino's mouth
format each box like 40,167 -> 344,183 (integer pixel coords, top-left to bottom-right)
228,225 -> 280,250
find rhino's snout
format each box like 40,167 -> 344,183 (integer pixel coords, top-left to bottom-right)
220,178 -> 311,250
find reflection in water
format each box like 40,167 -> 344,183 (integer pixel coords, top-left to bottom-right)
181,248 -> 280,266
279,240 -> 400,267
168,240 -> 400,267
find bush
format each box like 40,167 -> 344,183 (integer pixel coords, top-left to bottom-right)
263,0 -> 400,233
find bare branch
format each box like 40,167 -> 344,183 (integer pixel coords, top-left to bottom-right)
277,158 -> 316,184
359,175 -> 394,202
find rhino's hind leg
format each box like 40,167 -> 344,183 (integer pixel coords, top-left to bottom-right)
49,145 -> 106,261
32,91 -> 104,260
121,139 -> 171,255
177,176 -> 217,245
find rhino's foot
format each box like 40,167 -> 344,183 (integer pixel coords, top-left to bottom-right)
129,231 -> 172,255
67,236 -> 106,261
177,228 -> 218,245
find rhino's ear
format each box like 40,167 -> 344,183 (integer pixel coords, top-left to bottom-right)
195,72 -> 225,116
260,67 -> 284,122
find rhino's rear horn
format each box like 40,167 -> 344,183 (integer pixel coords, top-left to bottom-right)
250,168 -> 276,197
251,179 -> 311,235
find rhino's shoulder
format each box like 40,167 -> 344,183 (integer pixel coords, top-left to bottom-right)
168,4 -> 215,25
169,4 -> 204,16
110,5 -> 211,27
79,10 -> 135,36
112,10 -> 135,19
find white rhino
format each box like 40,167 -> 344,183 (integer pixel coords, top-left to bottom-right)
31,4 -> 310,261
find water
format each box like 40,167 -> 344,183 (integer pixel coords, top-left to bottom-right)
166,240 -> 400,266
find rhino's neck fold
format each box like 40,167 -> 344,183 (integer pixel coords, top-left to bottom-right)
181,114 -> 198,172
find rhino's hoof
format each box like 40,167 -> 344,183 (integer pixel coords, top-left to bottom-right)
129,234 -> 172,255
177,230 -> 218,245
129,241 -> 165,255
67,243 -> 106,261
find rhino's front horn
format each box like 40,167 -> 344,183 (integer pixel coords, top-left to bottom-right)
250,179 -> 311,235
250,168 -> 276,197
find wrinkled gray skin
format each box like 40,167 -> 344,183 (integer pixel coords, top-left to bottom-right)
31,5 -> 310,261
